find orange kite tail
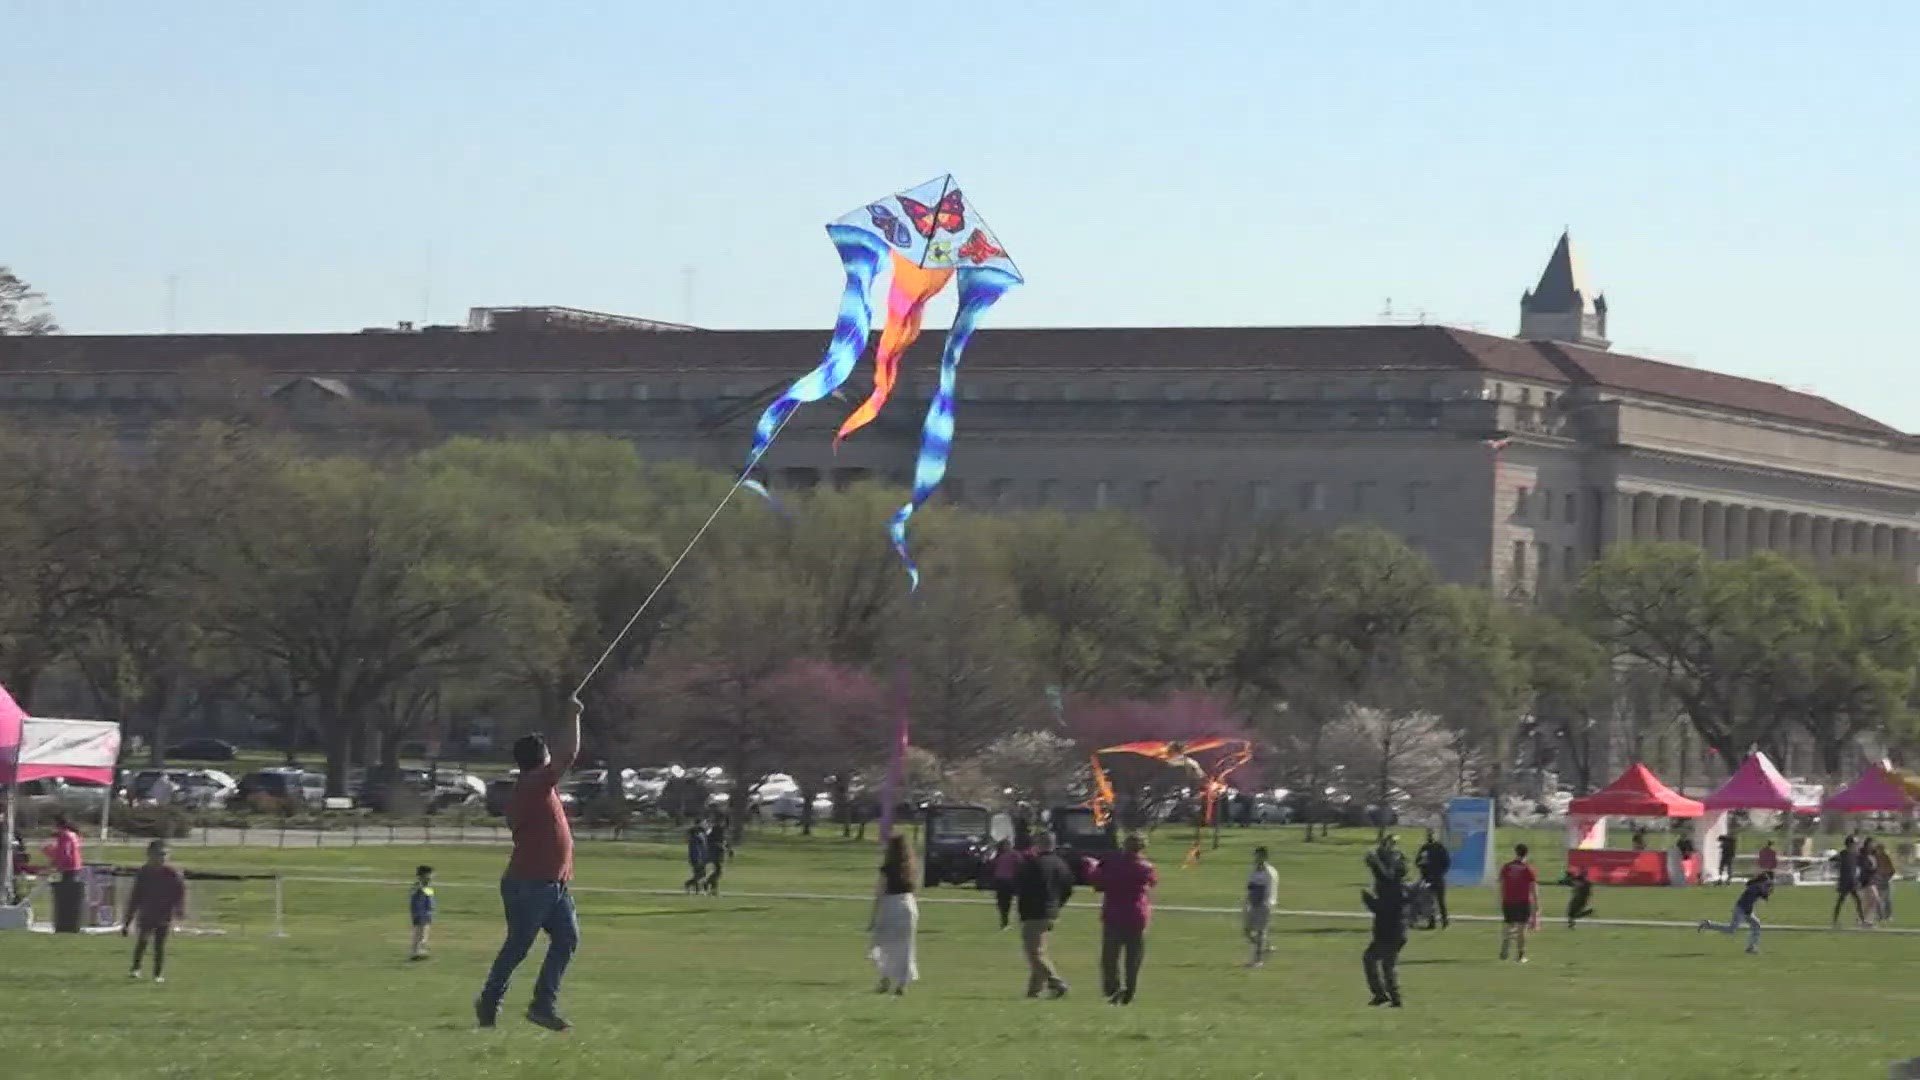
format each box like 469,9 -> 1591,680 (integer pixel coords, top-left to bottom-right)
836,254 -> 953,446
1087,754 -> 1116,827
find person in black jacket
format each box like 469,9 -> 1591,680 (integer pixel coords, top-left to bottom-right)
1361,864 -> 1407,1007
1014,832 -> 1075,998
1414,829 -> 1451,929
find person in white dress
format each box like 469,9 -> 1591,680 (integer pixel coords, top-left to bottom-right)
867,834 -> 919,995
1244,846 -> 1279,967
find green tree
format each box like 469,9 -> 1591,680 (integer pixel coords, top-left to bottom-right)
997,511 -> 1179,695
1576,546 -> 1826,766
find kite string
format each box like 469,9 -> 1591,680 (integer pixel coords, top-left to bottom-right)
571,411 -> 795,701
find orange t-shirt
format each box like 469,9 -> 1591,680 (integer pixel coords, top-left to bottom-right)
503,765 -> 573,882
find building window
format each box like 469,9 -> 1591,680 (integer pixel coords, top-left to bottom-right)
1140,480 -> 1160,507
586,382 -> 606,400
945,478 -> 966,504
1094,480 -> 1110,509
93,381 -> 109,398
1010,383 -> 1030,402
1060,384 -> 1078,401
1404,482 -> 1424,514
134,380 -> 151,397
630,382 -> 650,400
1209,381 -> 1229,401
1540,488 -> 1552,521
1036,479 -> 1058,505
1352,481 -> 1375,512
989,479 -> 1013,506
1424,380 -> 1443,400
1565,492 -> 1578,523
1267,383 -> 1287,401
1250,481 -> 1272,512
489,382 -> 507,399
1111,382 -> 1133,400
1520,387 -> 1533,406
1370,380 -> 1390,400
1564,546 -> 1578,579
1512,540 -> 1527,584
1515,487 -> 1530,517
1309,383 -> 1329,401
1536,542 -> 1551,580
1162,383 -> 1184,402
52,382 -> 70,399
961,383 -> 981,401
1299,481 -> 1325,512
1545,391 -> 1559,409
1196,479 -> 1216,505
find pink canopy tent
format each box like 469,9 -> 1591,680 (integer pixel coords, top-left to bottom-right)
1822,764 -> 1915,813
1703,751 -> 1811,812
2,685 -> 123,910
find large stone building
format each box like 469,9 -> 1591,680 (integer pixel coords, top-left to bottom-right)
3,234 -> 1916,594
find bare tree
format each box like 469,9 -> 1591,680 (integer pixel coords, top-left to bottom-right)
0,266 -> 57,335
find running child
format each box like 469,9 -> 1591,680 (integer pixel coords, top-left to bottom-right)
683,825 -> 708,894
409,865 -> 436,960
1699,870 -> 1773,954
1561,868 -> 1595,929
124,840 -> 187,983
1243,846 -> 1279,968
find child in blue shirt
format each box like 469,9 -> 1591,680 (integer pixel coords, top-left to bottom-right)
409,865 -> 436,960
1698,871 -> 1772,954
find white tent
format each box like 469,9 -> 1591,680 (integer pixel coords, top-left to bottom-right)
2,703 -> 122,921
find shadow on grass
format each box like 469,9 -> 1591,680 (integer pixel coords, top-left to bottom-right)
595,906 -> 773,918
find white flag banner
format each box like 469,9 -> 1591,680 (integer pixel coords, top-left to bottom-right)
11,718 -> 121,785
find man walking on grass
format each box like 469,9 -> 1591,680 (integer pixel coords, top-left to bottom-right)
1091,833 -> 1157,1005
1415,829 -> 1451,929
477,700 -> 581,1032
1015,831 -> 1076,999
1497,843 -> 1539,964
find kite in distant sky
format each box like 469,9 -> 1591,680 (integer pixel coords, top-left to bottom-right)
743,175 -> 1023,588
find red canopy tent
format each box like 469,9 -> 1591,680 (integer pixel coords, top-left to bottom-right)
1566,764 -> 1703,886
1569,763 -> 1705,818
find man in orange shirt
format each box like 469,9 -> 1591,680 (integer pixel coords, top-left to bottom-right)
1497,843 -> 1539,964
476,701 -> 581,1032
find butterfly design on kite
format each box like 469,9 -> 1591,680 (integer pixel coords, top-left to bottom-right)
925,239 -> 955,265
957,228 -> 1007,266
897,189 -> 966,238
866,203 -> 912,248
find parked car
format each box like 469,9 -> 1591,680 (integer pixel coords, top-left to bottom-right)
233,768 -> 322,807
357,768 -> 487,812
483,771 -> 577,816
16,777 -> 113,815
764,791 -> 834,822
130,768 -> 237,809
165,738 -> 239,762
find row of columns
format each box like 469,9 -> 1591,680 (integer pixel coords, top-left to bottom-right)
1612,491 -> 1915,565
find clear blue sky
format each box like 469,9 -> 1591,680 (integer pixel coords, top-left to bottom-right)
8,2 -> 1918,427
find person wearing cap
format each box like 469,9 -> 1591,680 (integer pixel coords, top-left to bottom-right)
476,700 -> 581,1032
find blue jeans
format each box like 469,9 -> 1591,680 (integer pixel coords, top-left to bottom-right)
480,880 -> 578,1012
1705,904 -> 1761,951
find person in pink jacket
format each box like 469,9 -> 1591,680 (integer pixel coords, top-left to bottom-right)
43,815 -> 83,883
1090,833 -> 1158,1005
989,839 -> 1023,930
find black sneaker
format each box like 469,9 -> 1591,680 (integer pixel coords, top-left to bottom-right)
1389,999 -> 1404,1008
1045,982 -> 1069,1000
526,1007 -> 572,1032
474,997 -> 497,1029
1368,996 -> 1389,1007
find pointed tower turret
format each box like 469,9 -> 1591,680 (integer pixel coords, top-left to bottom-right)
1519,231 -> 1609,349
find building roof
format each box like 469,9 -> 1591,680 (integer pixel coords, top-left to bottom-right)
1534,341 -> 1901,436
0,324 -> 1901,437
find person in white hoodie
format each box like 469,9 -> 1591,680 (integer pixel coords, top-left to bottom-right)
1243,846 -> 1279,968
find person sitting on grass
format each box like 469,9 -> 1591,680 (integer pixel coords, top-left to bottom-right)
1560,868 -> 1595,929
1699,870 -> 1773,954
409,865 -> 436,961
124,840 -> 186,984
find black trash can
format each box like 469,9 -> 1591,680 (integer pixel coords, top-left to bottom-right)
51,877 -> 85,934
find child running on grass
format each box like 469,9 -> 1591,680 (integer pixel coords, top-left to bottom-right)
1699,870 -> 1773,954
683,826 -> 708,894
409,865 -> 436,960
1561,868 -> 1595,929
124,840 -> 186,983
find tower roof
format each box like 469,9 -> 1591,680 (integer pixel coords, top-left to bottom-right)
1525,230 -> 1594,312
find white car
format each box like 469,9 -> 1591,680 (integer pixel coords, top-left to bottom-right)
132,768 -> 237,809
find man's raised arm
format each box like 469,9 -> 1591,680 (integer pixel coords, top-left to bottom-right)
550,698 -> 583,774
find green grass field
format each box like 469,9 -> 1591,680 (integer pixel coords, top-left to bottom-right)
6,826 -> 1918,1079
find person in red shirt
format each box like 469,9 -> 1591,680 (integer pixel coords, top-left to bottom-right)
1498,843 -> 1540,963
1090,833 -> 1158,1005
123,840 -> 186,983
43,815 -> 83,882
476,700 -> 581,1032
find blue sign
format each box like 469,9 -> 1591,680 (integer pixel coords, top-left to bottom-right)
1443,797 -> 1497,887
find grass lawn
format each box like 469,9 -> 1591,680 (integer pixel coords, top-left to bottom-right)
5,825 -> 1917,1079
